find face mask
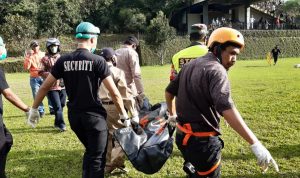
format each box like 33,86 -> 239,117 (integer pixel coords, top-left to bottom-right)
0,46 -> 7,60
50,46 -> 58,54
90,47 -> 96,54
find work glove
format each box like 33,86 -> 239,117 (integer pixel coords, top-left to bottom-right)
119,113 -> 131,127
167,113 -> 177,127
251,142 -> 279,173
27,108 -> 40,128
131,110 -> 139,124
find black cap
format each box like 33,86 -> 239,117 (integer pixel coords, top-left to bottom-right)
125,35 -> 139,46
30,40 -> 39,48
100,48 -> 115,60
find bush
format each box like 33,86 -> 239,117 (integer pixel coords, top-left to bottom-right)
239,30 -> 300,59
0,14 -> 37,57
1,30 -> 300,72
0,57 -> 26,73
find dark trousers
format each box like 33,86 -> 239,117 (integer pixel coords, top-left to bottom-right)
273,55 -> 278,64
0,125 -> 13,178
68,111 -> 108,178
47,89 -> 66,127
176,132 -> 223,178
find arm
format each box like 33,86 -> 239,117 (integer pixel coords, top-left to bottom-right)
38,57 -> 49,79
24,56 -> 32,70
2,88 -> 30,112
165,91 -> 176,116
117,71 -> 137,117
222,107 -> 258,145
102,76 -> 127,116
130,52 -> 144,94
223,104 -> 279,173
32,74 -> 56,109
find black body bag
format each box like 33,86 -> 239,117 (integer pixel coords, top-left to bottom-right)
113,102 -> 175,174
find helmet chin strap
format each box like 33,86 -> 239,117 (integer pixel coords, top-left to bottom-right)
215,45 -> 222,64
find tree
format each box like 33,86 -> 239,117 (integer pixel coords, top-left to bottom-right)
0,14 -> 37,56
145,11 -> 176,65
118,8 -> 146,33
282,0 -> 300,27
283,0 -> 300,16
37,0 -> 81,37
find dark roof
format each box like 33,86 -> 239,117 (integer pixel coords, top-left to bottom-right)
179,0 -> 268,14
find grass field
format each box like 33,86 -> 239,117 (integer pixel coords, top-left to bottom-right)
3,58 -> 300,178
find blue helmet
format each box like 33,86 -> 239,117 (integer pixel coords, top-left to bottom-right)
75,22 -> 100,39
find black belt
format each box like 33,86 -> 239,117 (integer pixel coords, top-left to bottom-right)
102,101 -> 114,105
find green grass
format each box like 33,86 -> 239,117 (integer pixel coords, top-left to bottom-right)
3,58 -> 300,178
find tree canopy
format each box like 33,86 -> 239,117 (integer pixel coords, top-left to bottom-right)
0,0 -> 183,38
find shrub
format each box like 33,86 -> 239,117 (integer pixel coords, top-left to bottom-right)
0,14 -> 37,57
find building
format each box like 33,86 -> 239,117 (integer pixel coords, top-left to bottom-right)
170,0 -> 281,33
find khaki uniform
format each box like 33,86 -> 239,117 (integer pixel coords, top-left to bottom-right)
115,46 -> 144,96
99,63 -> 136,170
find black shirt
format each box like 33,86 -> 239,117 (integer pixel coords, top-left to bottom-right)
0,68 -> 9,126
166,52 -> 234,134
271,48 -> 281,56
51,48 -> 111,115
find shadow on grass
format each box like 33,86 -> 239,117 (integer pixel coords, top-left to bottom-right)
244,65 -> 270,68
8,126 -> 65,134
7,149 -> 83,178
224,172 -> 299,178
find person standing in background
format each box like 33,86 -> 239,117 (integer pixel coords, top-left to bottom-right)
24,40 -> 47,117
170,23 -> 208,81
39,38 -> 67,131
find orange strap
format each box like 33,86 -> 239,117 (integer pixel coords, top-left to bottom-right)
197,158 -> 221,176
176,123 -> 218,146
139,115 -> 149,128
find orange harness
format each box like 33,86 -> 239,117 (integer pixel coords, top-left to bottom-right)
176,123 -> 218,146
176,123 -> 220,176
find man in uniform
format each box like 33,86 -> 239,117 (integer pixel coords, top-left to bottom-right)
170,24 -> 208,81
98,48 -> 139,174
165,27 -> 279,177
27,22 -> 130,178
0,36 -> 30,178
115,36 -> 146,111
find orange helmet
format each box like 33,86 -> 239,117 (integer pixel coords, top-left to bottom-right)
207,27 -> 244,49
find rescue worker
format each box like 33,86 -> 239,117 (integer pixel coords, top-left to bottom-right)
39,38 -> 67,131
98,48 -> 139,174
27,22 -> 130,178
165,27 -> 279,178
0,36 -> 30,178
170,23 -> 208,81
24,40 -> 46,117
116,36 -> 148,111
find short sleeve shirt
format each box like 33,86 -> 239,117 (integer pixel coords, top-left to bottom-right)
166,52 -> 234,133
0,68 -> 9,125
51,48 -> 111,115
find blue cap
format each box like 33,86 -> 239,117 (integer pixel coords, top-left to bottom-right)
75,22 -> 100,39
